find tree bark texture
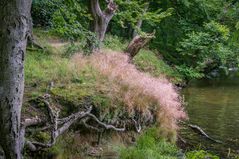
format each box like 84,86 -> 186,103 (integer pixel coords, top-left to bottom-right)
90,0 -> 117,50
125,32 -> 155,59
0,0 -> 32,158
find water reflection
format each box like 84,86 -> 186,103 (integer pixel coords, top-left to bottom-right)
182,76 -> 239,155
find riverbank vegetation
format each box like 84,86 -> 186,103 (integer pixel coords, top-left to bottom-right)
0,0 -> 238,158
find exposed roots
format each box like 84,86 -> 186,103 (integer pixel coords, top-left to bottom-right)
22,94 -> 125,152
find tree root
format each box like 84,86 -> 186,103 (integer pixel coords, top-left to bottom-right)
23,94 -> 126,151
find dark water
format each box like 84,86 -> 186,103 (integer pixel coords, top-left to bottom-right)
182,74 -> 239,158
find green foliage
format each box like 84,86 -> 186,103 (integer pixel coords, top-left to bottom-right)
25,50 -> 71,84
112,0 -> 173,37
32,0 -> 95,52
176,21 -> 235,80
144,0 -> 239,80
186,150 -> 219,159
62,43 -> 84,58
103,35 -> 128,51
120,127 -> 179,159
175,65 -> 204,80
32,0 -> 58,27
50,0 -> 91,41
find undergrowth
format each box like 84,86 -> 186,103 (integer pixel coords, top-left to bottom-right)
24,31 -> 187,158
120,127 -> 179,159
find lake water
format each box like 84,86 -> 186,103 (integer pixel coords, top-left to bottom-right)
182,74 -> 239,158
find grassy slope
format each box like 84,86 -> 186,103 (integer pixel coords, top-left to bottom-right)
23,29 -> 218,159
103,35 -> 183,84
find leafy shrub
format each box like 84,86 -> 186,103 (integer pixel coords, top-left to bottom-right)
32,0 -> 92,43
176,21 -> 236,80
32,0 -> 59,27
51,9 -> 86,41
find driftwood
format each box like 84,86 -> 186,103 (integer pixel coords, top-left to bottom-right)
188,124 -> 223,144
179,121 -> 222,144
23,94 -> 125,152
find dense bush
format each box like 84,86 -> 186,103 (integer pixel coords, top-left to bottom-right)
32,0 -> 59,27
176,21 -> 236,80
32,0 -> 92,42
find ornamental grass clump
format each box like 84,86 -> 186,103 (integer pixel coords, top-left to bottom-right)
72,51 -> 186,134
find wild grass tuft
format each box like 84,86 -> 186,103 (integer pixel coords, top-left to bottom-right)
120,127 -> 179,159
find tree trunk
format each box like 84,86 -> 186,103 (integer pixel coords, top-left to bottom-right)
132,19 -> 143,38
93,16 -> 109,42
132,3 -> 149,38
0,0 -> 32,158
125,32 -> 155,60
89,0 -> 117,52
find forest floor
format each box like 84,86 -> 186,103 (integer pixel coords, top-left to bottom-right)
22,29 -> 220,159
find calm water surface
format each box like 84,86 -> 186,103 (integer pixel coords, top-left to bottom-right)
182,75 -> 239,157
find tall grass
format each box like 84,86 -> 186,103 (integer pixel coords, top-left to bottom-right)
72,51 -> 186,134
25,51 -> 71,84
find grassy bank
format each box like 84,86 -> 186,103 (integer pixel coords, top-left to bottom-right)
23,29 -> 218,159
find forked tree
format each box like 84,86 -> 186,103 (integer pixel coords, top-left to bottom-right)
89,0 -> 117,51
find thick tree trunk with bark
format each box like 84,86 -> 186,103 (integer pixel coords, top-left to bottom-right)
90,0 -> 117,51
0,0 -> 32,158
